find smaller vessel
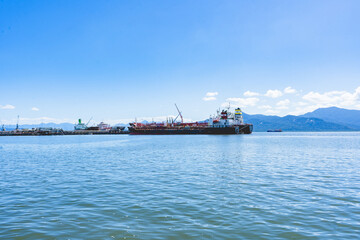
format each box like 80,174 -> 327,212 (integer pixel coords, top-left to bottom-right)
98,122 -> 111,131
267,129 -> 282,132
112,126 -> 126,131
74,119 -> 88,130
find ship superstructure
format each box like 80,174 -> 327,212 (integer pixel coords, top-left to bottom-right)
128,106 -> 253,135
74,118 -> 122,132
98,122 -> 111,130
74,119 -> 88,130
209,107 -> 244,127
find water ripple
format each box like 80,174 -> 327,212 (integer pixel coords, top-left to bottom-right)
0,133 -> 359,239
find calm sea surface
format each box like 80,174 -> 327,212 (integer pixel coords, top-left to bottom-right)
0,132 -> 359,239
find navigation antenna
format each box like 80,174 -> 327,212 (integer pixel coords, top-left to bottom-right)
174,104 -> 183,123
0,119 -> 5,131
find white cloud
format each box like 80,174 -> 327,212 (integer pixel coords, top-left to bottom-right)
265,109 -> 280,115
298,102 -> 308,106
1,117 -> 73,125
288,87 -> 360,115
203,92 -> 218,101
225,97 -> 259,107
356,86 -> 360,95
288,105 -> 323,116
31,107 -> 40,111
205,92 -> 218,97
1,116 -> 195,125
107,115 -> 193,125
302,87 -> 360,108
276,99 -> 290,110
258,105 -> 272,109
203,96 -> 217,101
0,104 -> 15,110
244,91 -> 260,97
264,89 -> 283,98
284,87 -> 297,94
276,99 -> 290,106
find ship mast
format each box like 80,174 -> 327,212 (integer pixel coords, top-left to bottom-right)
16,115 -> 19,130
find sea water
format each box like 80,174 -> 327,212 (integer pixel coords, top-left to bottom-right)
0,132 -> 359,239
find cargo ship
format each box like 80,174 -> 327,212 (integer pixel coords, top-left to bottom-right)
74,119 -> 125,131
128,106 -> 253,135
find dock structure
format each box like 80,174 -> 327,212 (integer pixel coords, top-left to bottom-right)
0,129 -> 129,136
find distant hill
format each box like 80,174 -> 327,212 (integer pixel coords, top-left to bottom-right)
242,109 -> 358,132
300,107 -> 360,129
2,107 -> 359,132
4,123 -> 74,131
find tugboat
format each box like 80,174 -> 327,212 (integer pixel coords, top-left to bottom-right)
267,129 -> 282,132
128,105 -> 253,135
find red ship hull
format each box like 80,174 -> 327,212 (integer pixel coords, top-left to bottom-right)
128,124 -> 253,135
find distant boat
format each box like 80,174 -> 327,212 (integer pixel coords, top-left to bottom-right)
267,129 -> 282,132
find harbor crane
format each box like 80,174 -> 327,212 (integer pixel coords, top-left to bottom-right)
86,117 -> 93,127
173,104 -> 183,123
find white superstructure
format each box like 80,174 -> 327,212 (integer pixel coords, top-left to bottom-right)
208,108 -> 244,127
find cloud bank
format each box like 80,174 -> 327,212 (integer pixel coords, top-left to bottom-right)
203,92 -> 219,101
0,104 -> 15,110
264,89 -> 283,98
222,86 -> 360,116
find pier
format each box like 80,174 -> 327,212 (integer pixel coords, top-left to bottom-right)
0,129 -> 129,136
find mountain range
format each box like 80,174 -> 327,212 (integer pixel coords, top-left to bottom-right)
2,107 -> 360,132
243,107 -> 360,131
300,107 -> 360,130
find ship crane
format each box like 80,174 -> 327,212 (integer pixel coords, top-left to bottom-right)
173,104 -> 183,123
86,117 -> 93,127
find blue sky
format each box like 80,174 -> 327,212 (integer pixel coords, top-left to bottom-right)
1,0 -> 360,124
